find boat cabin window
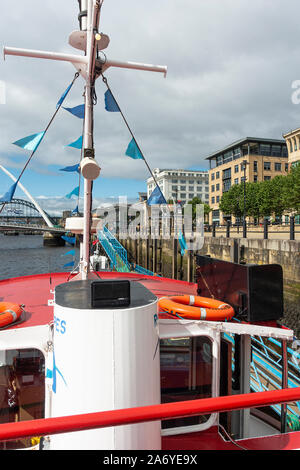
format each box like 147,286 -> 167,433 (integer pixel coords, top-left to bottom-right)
160,336 -> 212,431
0,348 -> 45,449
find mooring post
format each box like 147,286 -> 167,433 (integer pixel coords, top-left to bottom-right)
172,237 -> 178,280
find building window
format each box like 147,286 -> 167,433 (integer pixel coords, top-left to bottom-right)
211,197 -> 215,204
271,145 -> 282,156
223,180 -> 231,192
180,193 -> 186,199
172,179 -> 178,183
234,165 -> 239,173
289,140 -> 293,152
223,151 -> 233,163
264,176 -> 271,181
211,185 -> 215,192
216,196 -> 220,203
264,162 -> 271,171
285,163 -> 289,171
216,156 -> 223,167
260,144 -> 271,156
234,178 -> 239,185
216,171 -> 220,179
189,193 -> 194,199
223,168 -> 231,179
180,186 -> 186,190
216,183 -> 220,191
188,186 -> 193,191
253,175 -> 258,182
275,162 -> 281,171
211,174 -> 215,181
253,161 -> 258,172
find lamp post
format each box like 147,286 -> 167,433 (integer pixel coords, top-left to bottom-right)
242,160 -> 249,237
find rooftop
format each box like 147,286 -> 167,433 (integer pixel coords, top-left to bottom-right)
205,137 -> 287,161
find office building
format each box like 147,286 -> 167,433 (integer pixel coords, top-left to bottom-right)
147,168 -> 209,205
205,137 -> 289,224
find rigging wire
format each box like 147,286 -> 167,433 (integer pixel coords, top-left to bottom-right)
0,72 -> 80,215
100,73 -> 165,201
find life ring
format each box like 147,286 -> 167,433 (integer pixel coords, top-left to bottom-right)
0,302 -> 24,328
158,295 -> 234,321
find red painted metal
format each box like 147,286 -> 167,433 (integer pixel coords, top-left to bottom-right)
0,387 -> 299,442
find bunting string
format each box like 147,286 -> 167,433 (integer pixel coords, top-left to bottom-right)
0,71 -> 80,211
101,74 -> 166,205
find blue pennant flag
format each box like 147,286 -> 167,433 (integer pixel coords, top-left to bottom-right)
104,90 -> 120,112
63,104 -> 85,119
72,205 -> 79,215
65,186 -> 79,199
57,83 -> 73,108
66,136 -> 83,149
0,182 -> 18,203
125,138 -> 144,160
13,132 -> 45,152
61,235 -> 76,245
62,249 -> 75,257
63,261 -> 75,268
59,164 -> 80,173
147,185 -> 167,206
178,231 -> 187,256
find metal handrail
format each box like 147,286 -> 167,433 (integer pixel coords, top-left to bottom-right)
0,387 -> 300,442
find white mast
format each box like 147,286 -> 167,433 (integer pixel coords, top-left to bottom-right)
3,0 -> 167,278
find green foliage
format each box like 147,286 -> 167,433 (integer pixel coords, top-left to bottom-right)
187,196 -> 211,218
219,166 -> 299,218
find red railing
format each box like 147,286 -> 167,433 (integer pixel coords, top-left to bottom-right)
0,387 -> 300,441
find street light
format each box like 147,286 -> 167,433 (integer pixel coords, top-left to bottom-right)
242,159 -> 249,237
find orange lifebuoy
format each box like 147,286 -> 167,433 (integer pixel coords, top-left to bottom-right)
0,302 -> 23,328
158,295 -> 235,321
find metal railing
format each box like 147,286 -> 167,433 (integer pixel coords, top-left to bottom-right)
0,387 -> 300,443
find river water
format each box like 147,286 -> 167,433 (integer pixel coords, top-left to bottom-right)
0,234 -> 80,281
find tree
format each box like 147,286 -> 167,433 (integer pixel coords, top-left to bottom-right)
284,163 -> 300,213
219,184 -> 243,219
187,196 -> 211,218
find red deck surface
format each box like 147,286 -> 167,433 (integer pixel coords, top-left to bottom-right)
0,271 -> 197,329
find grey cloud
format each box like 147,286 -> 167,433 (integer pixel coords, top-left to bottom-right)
1,0 -> 300,187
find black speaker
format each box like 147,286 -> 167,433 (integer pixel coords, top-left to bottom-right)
196,256 -> 283,322
91,280 -> 130,308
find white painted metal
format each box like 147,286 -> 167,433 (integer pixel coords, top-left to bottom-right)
3,46 -> 87,65
158,318 -> 294,341
0,324 -> 53,420
101,59 -> 168,77
81,0 -> 101,280
50,298 -> 160,450
0,164 -> 54,227
158,319 -> 219,437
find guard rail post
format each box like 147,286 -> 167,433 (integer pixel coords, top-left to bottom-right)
290,216 -> 295,241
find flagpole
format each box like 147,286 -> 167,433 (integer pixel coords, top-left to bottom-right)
81,0 -> 101,279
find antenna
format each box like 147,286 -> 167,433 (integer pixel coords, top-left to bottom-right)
3,0 -> 168,280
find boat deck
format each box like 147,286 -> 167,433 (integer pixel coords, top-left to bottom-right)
0,271 -> 198,329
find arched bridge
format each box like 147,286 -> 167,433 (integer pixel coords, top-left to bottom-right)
0,199 -> 64,233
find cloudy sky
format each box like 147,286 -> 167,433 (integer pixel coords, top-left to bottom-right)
1,0 -> 300,215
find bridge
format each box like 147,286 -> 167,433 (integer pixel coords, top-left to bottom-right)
0,199 -> 64,233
